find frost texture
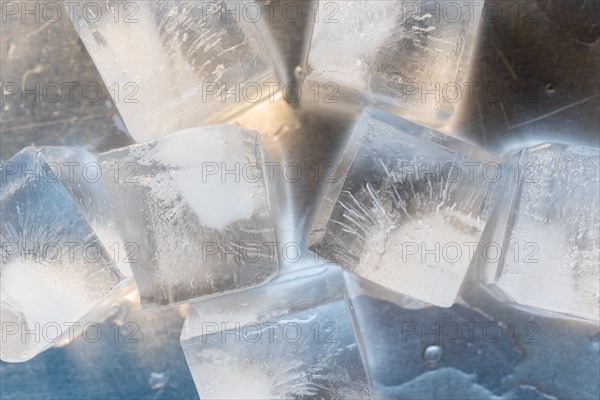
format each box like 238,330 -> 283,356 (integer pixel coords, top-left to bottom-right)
71,0 -> 275,142
492,144 -> 600,322
180,266 -> 373,399
308,0 -> 483,127
0,148 -> 125,362
99,126 -> 277,310
309,107 -> 500,307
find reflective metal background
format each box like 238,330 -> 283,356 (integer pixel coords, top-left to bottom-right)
1,0 -> 599,398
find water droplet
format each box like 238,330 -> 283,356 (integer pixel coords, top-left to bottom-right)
182,32 -> 189,42
422,345 -> 442,366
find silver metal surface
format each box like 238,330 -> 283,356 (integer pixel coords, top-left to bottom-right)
0,7 -> 133,162
1,0 -> 599,398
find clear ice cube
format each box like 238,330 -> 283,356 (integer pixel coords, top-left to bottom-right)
70,0 -> 276,142
180,265 -> 373,399
32,147 -> 131,277
98,125 -> 278,310
308,107 -> 500,307
0,147 -> 127,362
306,0 -> 483,128
480,143 -> 600,322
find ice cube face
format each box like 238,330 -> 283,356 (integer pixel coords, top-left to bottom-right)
0,148 -> 126,362
98,126 -> 278,310
180,265 -> 373,399
34,147 -> 132,277
307,0 -> 483,128
71,0 -> 276,142
483,144 -> 600,322
309,107 -> 500,307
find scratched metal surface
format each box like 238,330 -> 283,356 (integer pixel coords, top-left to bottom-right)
0,4 -> 133,162
1,0 -> 599,399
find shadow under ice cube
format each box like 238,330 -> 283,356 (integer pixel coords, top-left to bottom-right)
1,147 -> 127,362
180,265 -> 373,399
309,107 -> 501,307
99,125 -> 278,310
480,143 -> 600,322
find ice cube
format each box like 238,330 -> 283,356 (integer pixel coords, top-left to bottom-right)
32,147 -> 131,277
308,107 -> 501,307
70,0 -> 277,142
180,265 -> 373,399
480,143 -> 600,322
0,148 -> 127,362
306,0 -> 483,128
98,125 -> 278,310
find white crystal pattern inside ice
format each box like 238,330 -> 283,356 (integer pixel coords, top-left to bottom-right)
309,107 -> 500,307
180,265 -> 373,399
99,125 -> 278,310
486,143 -> 600,322
307,0 -> 484,127
0,147 -> 127,362
71,0 -> 276,142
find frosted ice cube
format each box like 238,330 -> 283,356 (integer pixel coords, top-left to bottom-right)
98,125 -> 278,310
480,143 -> 600,322
308,107 -> 501,307
0,148 -> 127,362
307,0 -> 483,128
180,265 -> 373,399
70,0 -> 276,142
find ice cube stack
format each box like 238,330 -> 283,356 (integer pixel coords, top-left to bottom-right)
1,1 -> 599,399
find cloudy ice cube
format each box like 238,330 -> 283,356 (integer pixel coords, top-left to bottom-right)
307,0 -> 483,128
480,143 -> 600,322
309,107 -> 501,307
180,265 -> 373,399
70,0 -> 276,142
0,148 -> 127,362
98,125 -> 278,310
